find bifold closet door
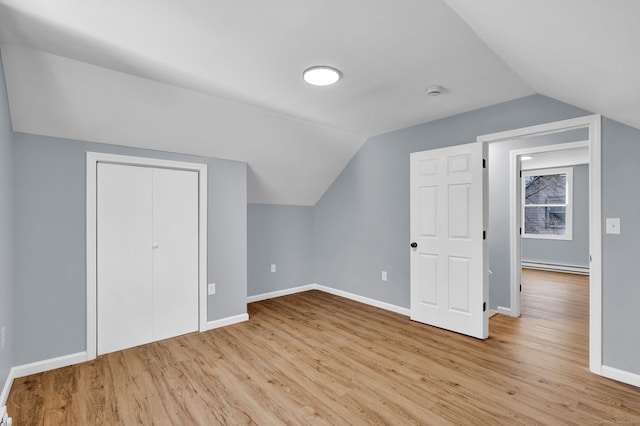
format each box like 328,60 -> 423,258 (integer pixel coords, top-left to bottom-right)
97,163 -> 199,355
97,163 -> 154,355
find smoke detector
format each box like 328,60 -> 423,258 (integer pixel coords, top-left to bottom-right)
426,85 -> 443,96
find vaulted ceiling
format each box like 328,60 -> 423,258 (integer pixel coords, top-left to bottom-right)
0,0 -> 637,205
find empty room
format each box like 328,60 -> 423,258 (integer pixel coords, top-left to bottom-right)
1,1 -> 639,424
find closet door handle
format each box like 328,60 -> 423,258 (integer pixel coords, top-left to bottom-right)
410,242 -> 418,248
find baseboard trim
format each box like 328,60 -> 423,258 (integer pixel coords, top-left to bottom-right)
3,314 -> 250,396
207,313 -> 249,331
496,306 -> 515,316
0,367 -> 16,407
602,365 -> 640,388
521,261 -> 589,275
247,284 -> 316,303
12,352 -> 88,380
248,284 -> 410,317
314,284 -> 410,316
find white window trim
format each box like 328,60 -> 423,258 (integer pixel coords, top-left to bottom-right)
522,167 -> 573,240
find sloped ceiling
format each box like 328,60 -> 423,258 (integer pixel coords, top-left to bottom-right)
443,0 -> 640,134
0,1 -> 637,204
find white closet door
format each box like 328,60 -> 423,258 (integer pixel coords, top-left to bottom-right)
151,167 -> 199,341
97,163 -> 154,355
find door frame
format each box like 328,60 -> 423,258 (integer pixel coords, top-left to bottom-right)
86,152 -> 208,361
477,114 -> 602,375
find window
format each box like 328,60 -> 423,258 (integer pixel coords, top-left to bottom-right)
522,167 -> 573,240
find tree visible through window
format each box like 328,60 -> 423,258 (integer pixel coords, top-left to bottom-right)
522,168 -> 573,239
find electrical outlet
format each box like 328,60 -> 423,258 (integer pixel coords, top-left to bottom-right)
271,264 -> 276,273
381,271 -> 387,281
208,283 -> 216,295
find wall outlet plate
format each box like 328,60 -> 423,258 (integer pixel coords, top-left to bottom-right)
606,218 -> 621,234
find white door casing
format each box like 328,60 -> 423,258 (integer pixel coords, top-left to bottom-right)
477,114 -> 602,375
410,142 -> 488,339
87,152 -> 208,360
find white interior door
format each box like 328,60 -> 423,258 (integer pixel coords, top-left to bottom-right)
97,163 -> 154,354
410,143 -> 488,339
152,167 -> 199,341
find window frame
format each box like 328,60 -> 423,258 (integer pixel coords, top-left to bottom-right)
521,167 -> 573,240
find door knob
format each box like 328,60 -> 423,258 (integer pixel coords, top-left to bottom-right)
152,243 -> 159,249
410,242 -> 418,248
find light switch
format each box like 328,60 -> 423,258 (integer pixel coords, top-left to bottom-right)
606,218 -> 621,234
381,271 -> 387,281
271,264 -> 276,273
208,283 -> 216,295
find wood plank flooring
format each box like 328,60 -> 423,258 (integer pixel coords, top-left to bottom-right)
7,270 -> 640,425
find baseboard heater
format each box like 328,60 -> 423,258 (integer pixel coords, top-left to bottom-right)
522,261 -> 589,275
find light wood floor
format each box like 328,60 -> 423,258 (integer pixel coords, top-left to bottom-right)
7,270 -> 640,425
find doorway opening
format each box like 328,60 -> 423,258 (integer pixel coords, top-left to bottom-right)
478,114 -> 602,375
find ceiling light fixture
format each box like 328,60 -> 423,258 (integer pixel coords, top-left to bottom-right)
303,66 -> 341,86
426,85 -> 443,96
521,155 -> 533,161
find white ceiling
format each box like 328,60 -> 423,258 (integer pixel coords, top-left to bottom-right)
0,0 -> 637,204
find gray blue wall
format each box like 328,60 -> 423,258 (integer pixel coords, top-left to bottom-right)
6,91 -> 640,380
521,164 -> 589,268
0,51 -> 14,395
248,204 -> 313,296
314,95 -> 590,310
13,132 -> 247,365
601,118 -> 640,375
312,94 -> 640,375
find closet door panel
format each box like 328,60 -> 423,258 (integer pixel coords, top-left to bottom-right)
152,168 -> 199,341
97,163 -> 154,355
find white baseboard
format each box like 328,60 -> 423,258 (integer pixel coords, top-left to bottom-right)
1,313 -> 249,400
247,284 -> 316,303
496,306 -> 515,316
315,284 -> 410,316
248,283 -> 411,316
521,261 -> 589,275
2,351 -> 88,406
12,352 -> 88,380
207,313 -> 249,331
0,367 -> 16,407
602,365 -> 640,388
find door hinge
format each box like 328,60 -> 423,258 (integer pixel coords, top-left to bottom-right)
519,227 -> 522,235
483,302 -> 487,312
483,158 -> 486,169
519,170 -> 522,178
483,230 -> 486,240
520,284 -> 522,292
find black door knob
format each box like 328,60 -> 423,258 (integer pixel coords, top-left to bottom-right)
410,242 -> 418,248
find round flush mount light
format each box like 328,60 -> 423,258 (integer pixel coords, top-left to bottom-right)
303,66 -> 341,86
426,85 -> 443,96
